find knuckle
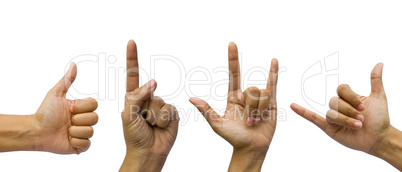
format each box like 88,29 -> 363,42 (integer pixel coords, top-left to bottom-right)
146,114 -> 157,124
127,71 -> 139,77
91,100 -> 98,109
159,110 -> 169,117
345,118 -> 355,126
337,84 -> 349,93
169,104 -> 178,113
87,97 -> 96,102
329,97 -> 338,108
171,105 -> 179,117
230,70 -> 240,76
326,110 -> 338,119
163,104 -> 179,121
151,96 -> 162,101
151,96 -> 165,104
89,127 -> 94,135
259,89 -> 269,95
133,87 -> 145,96
83,140 -> 91,149
352,96 -> 361,105
147,110 -> 156,118
310,113 -> 317,123
348,108 -> 358,117
346,107 -> 353,115
92,113 -> 99,124
248,86 -> 260,95
85,97 -> 98,108
259,89 -> 270,100
325,110 -> 331,118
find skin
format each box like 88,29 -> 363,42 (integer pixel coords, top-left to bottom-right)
291,63 -> 402,171
120,40 -> 180,172
0,63 -> 99,154
189,42 -> 279,172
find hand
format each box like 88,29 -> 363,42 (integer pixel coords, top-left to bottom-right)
189,42 -> 279,171
34,63 -> 99,154
291,63 -> 392,155
120,40 -> 179,172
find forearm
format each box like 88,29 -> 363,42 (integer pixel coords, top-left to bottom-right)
0,114 -> 41,152
228,148 -> 267,172
374,126 -> 402,171
119,149 -> 167,172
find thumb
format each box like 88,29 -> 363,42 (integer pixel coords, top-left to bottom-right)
52,62 -> 77,96
189,97 -> 221,130
122,80 -> 157,122
370,63 -> 386,98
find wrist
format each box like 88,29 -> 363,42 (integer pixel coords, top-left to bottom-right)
20,114 -> 43,151
120,148 -> 167,172
228,148 -> 267,172
0,114 -> 43,152
373,126 -> 402,170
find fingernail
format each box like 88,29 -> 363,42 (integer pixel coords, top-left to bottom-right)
146,79 -> 156,90
356,114 -> 364,122
68,62 -> 74,71
246,117 -> 254,126
354,121 -> 362,129
357,103 -> 365,111
254,117 -> 262,124
65,63 -> 74,78
190,97 -> 201,102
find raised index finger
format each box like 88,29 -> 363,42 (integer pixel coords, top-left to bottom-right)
126,40 -> 139,92
228,42 -> 241,92
266,58 -> 279,100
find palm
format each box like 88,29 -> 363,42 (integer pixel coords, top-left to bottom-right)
216,93 -> 276,151
35,92 -> 76,154
326,95 -> 390,153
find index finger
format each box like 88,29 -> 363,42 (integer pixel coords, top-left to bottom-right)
290,103 -> 327,131
228,42 -> 241,92
71,98 -> 98,114
126,40 -> 139,92
266,58 -> 278,100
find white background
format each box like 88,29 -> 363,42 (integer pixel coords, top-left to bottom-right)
1,0 -> 402,171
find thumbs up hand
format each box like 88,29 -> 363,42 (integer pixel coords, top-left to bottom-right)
291,63 -> 394,155
34,63 -> 98,154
